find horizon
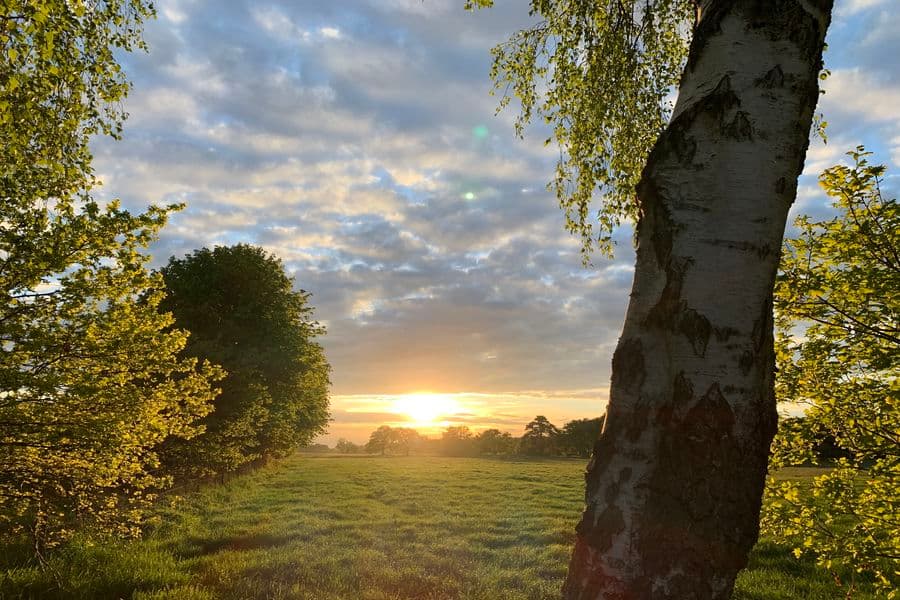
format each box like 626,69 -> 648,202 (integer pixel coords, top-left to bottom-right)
328,390 -> 608,444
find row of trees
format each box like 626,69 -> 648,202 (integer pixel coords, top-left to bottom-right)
337,416 -> 605,458
0,3 -> 330,550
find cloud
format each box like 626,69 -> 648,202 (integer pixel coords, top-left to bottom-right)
89,0 -> 899,446
836,0 -> 891,17
822,69 -> 900,124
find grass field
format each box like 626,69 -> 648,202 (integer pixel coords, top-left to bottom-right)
0,456 -> 877,599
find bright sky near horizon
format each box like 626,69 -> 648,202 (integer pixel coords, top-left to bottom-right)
93,0 -> 900,444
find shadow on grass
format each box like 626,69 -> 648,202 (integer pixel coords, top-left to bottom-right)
735,539 -> 880,600
172,531 -> 297,558
0,539 -> 188,600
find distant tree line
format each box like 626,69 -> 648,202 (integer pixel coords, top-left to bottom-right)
337,415 -> 605,458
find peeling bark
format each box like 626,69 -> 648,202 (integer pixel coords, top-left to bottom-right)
563,1 -> 833,598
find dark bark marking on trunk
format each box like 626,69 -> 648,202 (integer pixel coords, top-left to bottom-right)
723,110 -> 753,140
679,308 -> 712,356
585,434 -> 616,501
672,370 -> 694,408
756,64 -> 785,88
562,552 -> 628,600
639,75 -> 739,220
635,175 -> 676,269
629,380 -> 760,599
580,504 -> 625,554
644,259 -> 712,358
745,0 -> 829,62
625,405 -> 651,442
697,75 -> 741,130
610,337 -> 645,395
672,199 -> 712,213
687,2 -> 731,72
714,325 -> 740,342
751,295 -> 773,355
671,128 -> 698,165
645,257 -> 688,324
700,238 -> 774,259
649,125 -> 698,168
576,428 -> 631,554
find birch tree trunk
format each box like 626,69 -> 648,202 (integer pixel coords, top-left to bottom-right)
563,1 -> 833,598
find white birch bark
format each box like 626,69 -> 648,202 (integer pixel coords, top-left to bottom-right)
563,1 -> 834,598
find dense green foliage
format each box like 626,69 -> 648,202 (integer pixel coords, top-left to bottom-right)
0,0 -> 222,549
158,245 -> 331,479
357,416 -> 604,458
335,438 -> 364,454
0,457 -> 882,599
519,416 -> 560,456
476,428 -> 517,455
468,0 -> 692,256
557,418 -> 604,458
440,425 -> 477,457
365,426 -> 423,456
764,149 -> 899,597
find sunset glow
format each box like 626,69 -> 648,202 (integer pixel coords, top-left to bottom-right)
392,393 -> 464,426
327,389 -> 609,443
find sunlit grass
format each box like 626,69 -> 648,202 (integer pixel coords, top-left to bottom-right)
0,456 -> 879,599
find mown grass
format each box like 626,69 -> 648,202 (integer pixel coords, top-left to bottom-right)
0,456 -> 878,599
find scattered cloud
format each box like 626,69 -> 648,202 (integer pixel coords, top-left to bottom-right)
91,0 -> 899,444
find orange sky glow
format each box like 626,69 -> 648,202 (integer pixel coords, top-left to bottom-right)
323,389 -> 610,444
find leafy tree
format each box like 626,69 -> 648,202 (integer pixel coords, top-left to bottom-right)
394,428 -> 423,456
471,0 -> 833,594
440,425 -> 476,456
520,416 -> 560,456
476,428 -> 515,455
777,417 -> 851,463
762,149 -> 899,597
366,425 -> 395,456
559,418 -> 605,458
0,0 -> 222,550
158,245 -> 330,478
336,438 -> 363,454
303,443 -> 331,453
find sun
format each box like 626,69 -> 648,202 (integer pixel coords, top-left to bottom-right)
392,393 -> 462,425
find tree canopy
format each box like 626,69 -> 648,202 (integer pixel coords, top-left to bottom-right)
440,425 -> 476,456
476,428 -> 516,455
764,149 -> 899,597
158,244 -> 331,478
558,417 -> 605,458
468,0 -> 692,257
0,0 -> 223,549
520,415 -> 561,456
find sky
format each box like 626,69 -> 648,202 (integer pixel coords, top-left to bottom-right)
91,0 -> 900,444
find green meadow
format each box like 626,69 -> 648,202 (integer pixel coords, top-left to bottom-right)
0,456 -> 877,599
